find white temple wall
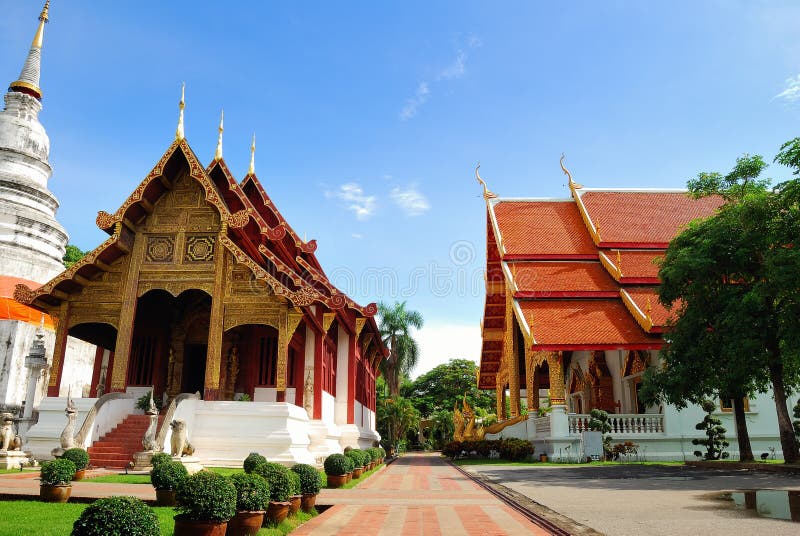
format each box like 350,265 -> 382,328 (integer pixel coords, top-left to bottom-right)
334,324 -> 349,425
321,391 -> 335,426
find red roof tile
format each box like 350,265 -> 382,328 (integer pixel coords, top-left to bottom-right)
621,287 -> 674,328
508,261 -> 618,295
579,191 -> 723,246
600,250 -> 664,281
518,299 -> 661,349
492,201 -> 596,258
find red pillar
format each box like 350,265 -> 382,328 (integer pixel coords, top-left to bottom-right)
347,333 -> 356,424
313,331 -> 323,420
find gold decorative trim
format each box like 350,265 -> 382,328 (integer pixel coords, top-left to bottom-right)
620,289 -> 653,332
475,163 -> 497,200
322,312 -> 336,334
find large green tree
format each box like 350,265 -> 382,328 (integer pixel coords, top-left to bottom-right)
62,244 -> 85,268
644,150 -> 800,463
378,301 -> 423,397
401,358 -> 494,417
377,395 -> 419,452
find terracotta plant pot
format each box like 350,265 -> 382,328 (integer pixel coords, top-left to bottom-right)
346,471 -> 352,482
39,484 -> 71,503
288,495 -> 302,516
225,511 -> 264,536
539,454 -> 548,463
352,467 -> 363,479
300,493 -> 317,513
264,501 -> 290,526
72,469 -> 86,481
327,474 -> 347,488
173,515 -> 227,536
156,488 -> 177,506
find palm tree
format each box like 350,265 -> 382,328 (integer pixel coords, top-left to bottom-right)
378,301 -> 423,397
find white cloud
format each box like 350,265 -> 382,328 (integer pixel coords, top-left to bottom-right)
776,74 -> 800,101
400,82 -> 430,121
325,183 -> 376,220
390,185 -> 430,216
410,323 -> 481,378
351,233 -> 363,239
438,50 -> 466,80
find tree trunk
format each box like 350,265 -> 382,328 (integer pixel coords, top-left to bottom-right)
767,361 -> 800,463
732,396 -> 754,462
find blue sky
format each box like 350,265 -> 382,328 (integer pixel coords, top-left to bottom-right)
3,1 -> 800,375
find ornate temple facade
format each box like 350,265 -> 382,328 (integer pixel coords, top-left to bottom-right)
476,162 -> 798,459
0,2 -> 95,412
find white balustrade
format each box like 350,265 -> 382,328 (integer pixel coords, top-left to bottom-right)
567,413 -> 664,436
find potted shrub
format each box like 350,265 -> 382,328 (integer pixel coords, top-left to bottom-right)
343,454 -> 355,482
72,496 -> 159,536
242,452 -> 266,474
151,460 -> 188,506
345,449 -> 366,479
174,471 -> 236,536
62,448 -> 90,480
378,447 -> 386,463
39,458 -> 75,503
227,473 -> 270,536
287,470 -> 302,516
323,453 -> 349,488
291,463 -> 322,512
252,462 -> 291,526
151,452 -> 172,467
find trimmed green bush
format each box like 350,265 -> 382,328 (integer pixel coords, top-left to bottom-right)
442,439 -> 535,461
62,448 -> 90,472
40,459 -> 75,486
323,453 -> 348,476
365,447 -> 381,463
229,472 -> 270,512
378,447 -> 386,459
343,455 -> 355,474
176,470 -> 237,522
243,452 -> 267,474
150,460 -> 188,491
291,463 -> 322,495
287,470 -> 301,496
345,449 -> 367,468
150,452 -> 172,467
252,462 -> 291,502
71,496 -> 159,536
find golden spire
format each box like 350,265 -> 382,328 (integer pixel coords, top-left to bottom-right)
9,1 -> 51,100
248,133 -> 256,175
175,83 -> 185,141
33,1 -> 50,48
560,153 -> 582,189
214,109 -> 224,161
475,163 -> 497,200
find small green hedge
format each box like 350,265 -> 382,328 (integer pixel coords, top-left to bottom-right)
150,460 -> 188,491
442,438 -> 534,461
176,471 -> 237,522
243,452 -> 267,474
62,449 -> 90,472
71,496 -> 159,536
345,449 -> 367,468
252,462 -> 291,502
291,464 -> 322,495
287,470 -> 301,496
150,452 -> 172,467
323,453 -> 349,476
229,472 -> 270,512
40,459 -> 76,486
365,447 -> 381,463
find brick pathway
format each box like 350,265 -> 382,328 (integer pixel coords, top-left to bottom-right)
296,453 -> 551,535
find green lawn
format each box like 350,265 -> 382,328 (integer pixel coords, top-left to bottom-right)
85,466 -> 243,485
0,500 -> 316,536
452,458 -> 685,467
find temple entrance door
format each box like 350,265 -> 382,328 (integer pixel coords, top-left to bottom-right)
182,344 -> 207,396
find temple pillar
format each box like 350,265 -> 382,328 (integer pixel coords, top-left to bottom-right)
313,323 -> 323,420
547,351 -> 569,437
504,292 -> 521,417
525,346 -> 538,412
110,227 -> 143,392
203,238 -> 228,401
334,322 -> 349,425
46,300 -> 70,396
276,309 -> 303,404
303,321 -> 316,419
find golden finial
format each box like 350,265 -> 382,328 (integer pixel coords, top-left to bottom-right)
248,133 -> 256,175
616,250 -> 623,277
560,153 -> 582,189
32,0 -> 49,48
475,163 -> 497,200
214,109 -> 224,161
175,83 -> 186,141
645,297 -> 653,321
595,221 -> 601,241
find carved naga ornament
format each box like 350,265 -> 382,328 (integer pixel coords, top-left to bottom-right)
452,395 -> 526,441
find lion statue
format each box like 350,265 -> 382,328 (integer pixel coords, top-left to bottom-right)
169,419 -> 194,457
0,413 -> 22,451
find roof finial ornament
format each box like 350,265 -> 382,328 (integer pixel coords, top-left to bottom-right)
248,133 -> 256,176
9,0 -> 51,100
175,82 -> 186,141
475,163 -> 497,200
645,297 -> 653,323
560,153 -> 582,189
214,109 -> 224,161
616,250 -> 623,277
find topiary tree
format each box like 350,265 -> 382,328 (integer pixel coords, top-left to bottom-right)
323,454 -> 349,476
588,409 -> 613,458
365,447 -> 381,464
150,460 -> 188,491
692,400 -> 730,460
291,464 -> 322,495
243,452 -> 267,474
287,470 -> 301,497
40,459 -> 75,486
62,448 -> 90,472
150,452 -> 172,467
344,449 -> 366,469
252,462 -> 291,503
71,496 -> 159,536
228,472 -> 270,512
176,471 -> 237,522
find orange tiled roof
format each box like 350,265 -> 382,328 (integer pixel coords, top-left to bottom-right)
620,287 -> 674,331
518,299 -> 662,349
578,191 -> 723,246
492,200 -> 596,258
508,261 -> 617,296
599,250 -> 663,282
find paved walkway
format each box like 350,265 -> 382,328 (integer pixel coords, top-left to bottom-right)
296,453 -> 551,535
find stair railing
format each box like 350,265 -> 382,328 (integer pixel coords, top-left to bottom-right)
75,392 -> 137,449
155,393 -> 201,453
